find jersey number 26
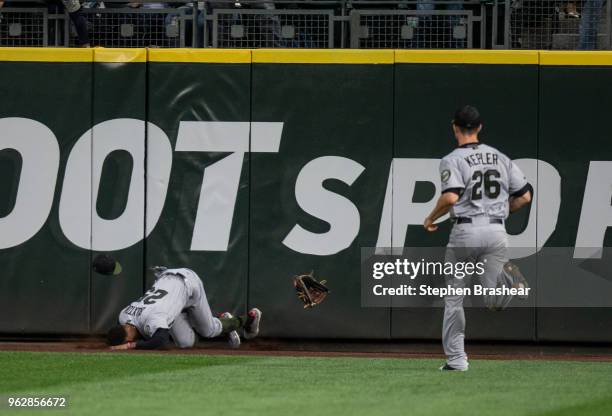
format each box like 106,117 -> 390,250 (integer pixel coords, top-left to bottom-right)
471,169 -> 501,200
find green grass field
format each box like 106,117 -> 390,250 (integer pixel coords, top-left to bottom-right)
1,351 -> 611,416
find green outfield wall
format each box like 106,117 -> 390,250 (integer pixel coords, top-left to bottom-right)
1,48 -> 611,342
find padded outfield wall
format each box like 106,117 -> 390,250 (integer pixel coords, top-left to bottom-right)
0,48 -> 611,341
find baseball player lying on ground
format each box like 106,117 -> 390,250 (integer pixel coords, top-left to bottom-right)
106,266 -> 261,351
424,105 -> 533,372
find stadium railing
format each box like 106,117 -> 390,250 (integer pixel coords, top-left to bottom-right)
348,1 -> 485,49
64,5 -> 189,48
204,1 -> 340,48
0,0 -> 610,49
492,0 -> 611,50
0,5 -> 48,47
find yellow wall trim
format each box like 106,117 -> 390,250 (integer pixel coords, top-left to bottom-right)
94,48 -> 146,63
395,50 -> 539,65
148,48 -> 251,63
0,47 -> 92,62
540,51 -> 612,66
253,49 -> 394,64
3,48 -> 612,66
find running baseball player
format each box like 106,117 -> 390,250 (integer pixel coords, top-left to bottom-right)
423,105 -> 533,371
106,266 -> 261,350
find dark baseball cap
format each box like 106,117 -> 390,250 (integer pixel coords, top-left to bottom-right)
93,254 -> 122,276
452,105 -> 482,129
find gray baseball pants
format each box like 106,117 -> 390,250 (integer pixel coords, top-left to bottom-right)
169,273 -> 223,348
442,218 -> 517,370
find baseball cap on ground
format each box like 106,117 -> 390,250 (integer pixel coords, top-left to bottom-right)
92,254 -> 123,276
453,105 -> 482,129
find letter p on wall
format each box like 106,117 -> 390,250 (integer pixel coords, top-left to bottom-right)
375,158 -> 558,257
376,159 -> 447,249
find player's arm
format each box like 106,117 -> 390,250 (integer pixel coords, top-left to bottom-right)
110,328 -> 171,351
134,328 -> 171,350
424,157 -> 463,232
507,159 -> 533,214
509,183 -> 533,213
424,192 -> 460,232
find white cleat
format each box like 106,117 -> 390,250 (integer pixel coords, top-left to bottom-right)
220,312 -> 241,349
244,308 -> 262,340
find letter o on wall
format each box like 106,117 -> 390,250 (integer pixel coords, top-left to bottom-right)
60,119 -> 172,251
59,118 -> 171,251
0,118 -> 60,249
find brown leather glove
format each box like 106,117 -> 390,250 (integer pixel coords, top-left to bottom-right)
293,273 -> 329,309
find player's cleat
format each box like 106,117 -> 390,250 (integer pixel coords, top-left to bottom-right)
243,308 -> 262,340
220,312 -> 241,349
504,262 -> 530,300
439,364 -> 468,372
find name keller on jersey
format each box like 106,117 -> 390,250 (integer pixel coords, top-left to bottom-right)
0,117 -> 610,260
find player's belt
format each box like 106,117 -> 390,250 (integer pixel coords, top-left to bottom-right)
455,217 -> 503,225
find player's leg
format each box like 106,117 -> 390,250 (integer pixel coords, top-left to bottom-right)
219,312 -> 241,349
502,261 -> 530,300
185,273 -> 252,339
169,312 -> 196,349
243,308 -> 262,339
185,276 -> 223,339
442,281 -> 468,370
479,227 -> 510,310
441,243 -> 470,371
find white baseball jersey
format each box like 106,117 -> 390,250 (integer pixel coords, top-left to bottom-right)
439,142 -> 528,219
118,268 -> 199,339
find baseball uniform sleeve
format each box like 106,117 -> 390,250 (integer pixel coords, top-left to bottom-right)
142,313 -> 170,338
118,309 -> 129,325
135,328 -> 171,350
508,160 -> 530,197
439,157 -> 465,195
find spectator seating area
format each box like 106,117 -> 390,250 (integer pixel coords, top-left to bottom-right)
0,1 -> 609,49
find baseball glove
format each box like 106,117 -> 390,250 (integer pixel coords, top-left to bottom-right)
293,273 -> 329,309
